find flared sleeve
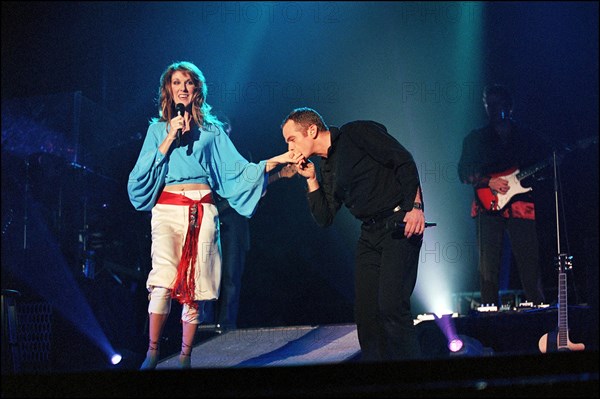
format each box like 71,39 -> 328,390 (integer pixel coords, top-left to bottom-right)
127,123 -> 169,211
205,127 -> 268,218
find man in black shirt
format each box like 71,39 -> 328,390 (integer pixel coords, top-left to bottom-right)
281,107 -> 425,361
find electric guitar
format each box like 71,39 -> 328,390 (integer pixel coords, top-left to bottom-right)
476,136 -> 598,212
538,254 -> 585,353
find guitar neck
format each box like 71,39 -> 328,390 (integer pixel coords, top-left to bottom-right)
516,159 -> 549,181
558,271 -> 569,348
516,136 -> 599,182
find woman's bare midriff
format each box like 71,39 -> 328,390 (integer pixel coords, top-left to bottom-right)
163,183 -> 211,192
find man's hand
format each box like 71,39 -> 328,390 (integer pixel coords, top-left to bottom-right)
403,208 -> 425,238
292,156 -> 320,192
489,176 -> 509,195
296,158 -> 316,180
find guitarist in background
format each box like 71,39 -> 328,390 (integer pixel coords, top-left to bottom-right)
458,84 -> 548,308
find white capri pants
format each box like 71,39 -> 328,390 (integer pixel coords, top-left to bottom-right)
146,189 -> 221,324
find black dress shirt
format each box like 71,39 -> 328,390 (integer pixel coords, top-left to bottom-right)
306,120 -> 422,226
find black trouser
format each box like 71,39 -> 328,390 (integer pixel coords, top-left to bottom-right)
354,213 -> 422,361
476,212 -> 545,306
215,209 -> 250,329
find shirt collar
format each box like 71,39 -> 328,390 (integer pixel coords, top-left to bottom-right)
325,126 -> 341,158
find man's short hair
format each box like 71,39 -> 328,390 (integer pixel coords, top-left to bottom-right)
281,107 -> 329,132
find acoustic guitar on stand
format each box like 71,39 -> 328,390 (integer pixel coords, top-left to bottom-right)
476,136 -> 598,212
538,254 -> 585,353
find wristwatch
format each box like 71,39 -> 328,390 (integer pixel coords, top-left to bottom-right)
412,202 -> 423,210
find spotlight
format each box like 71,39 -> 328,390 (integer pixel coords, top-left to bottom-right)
110,353 -> 123,365
448,338 -> 464,353
109,348 -> 144,370
429,313 -> 493,357
449,335 -> 493,357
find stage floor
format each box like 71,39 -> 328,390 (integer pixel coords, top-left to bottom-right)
153,305 -> 598,370
2,305 -> 598,397
157,324 -> 360,369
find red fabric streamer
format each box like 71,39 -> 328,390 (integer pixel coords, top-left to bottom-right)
156,191 -> 214,308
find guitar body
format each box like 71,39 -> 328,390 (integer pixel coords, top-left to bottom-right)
475,167 -> 533,212
538,331 -> 586,353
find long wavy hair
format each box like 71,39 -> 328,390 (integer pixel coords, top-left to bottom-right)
151,61 -> 222,130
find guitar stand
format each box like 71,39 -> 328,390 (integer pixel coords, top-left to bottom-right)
551,150 -> 576,300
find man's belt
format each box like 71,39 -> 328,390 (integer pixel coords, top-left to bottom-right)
363,205 -> 402,226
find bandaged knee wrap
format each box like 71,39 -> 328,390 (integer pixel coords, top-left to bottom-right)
182,303 -> 202,324
148,287 -> 172,315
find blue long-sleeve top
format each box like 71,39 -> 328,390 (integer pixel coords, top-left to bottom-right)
127,121 -> 268,217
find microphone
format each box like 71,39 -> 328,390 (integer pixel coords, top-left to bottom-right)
175,103 -> 185,142
393,221 -> 437,229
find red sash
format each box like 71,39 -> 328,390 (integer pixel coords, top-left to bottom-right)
157,191 -> 214,308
